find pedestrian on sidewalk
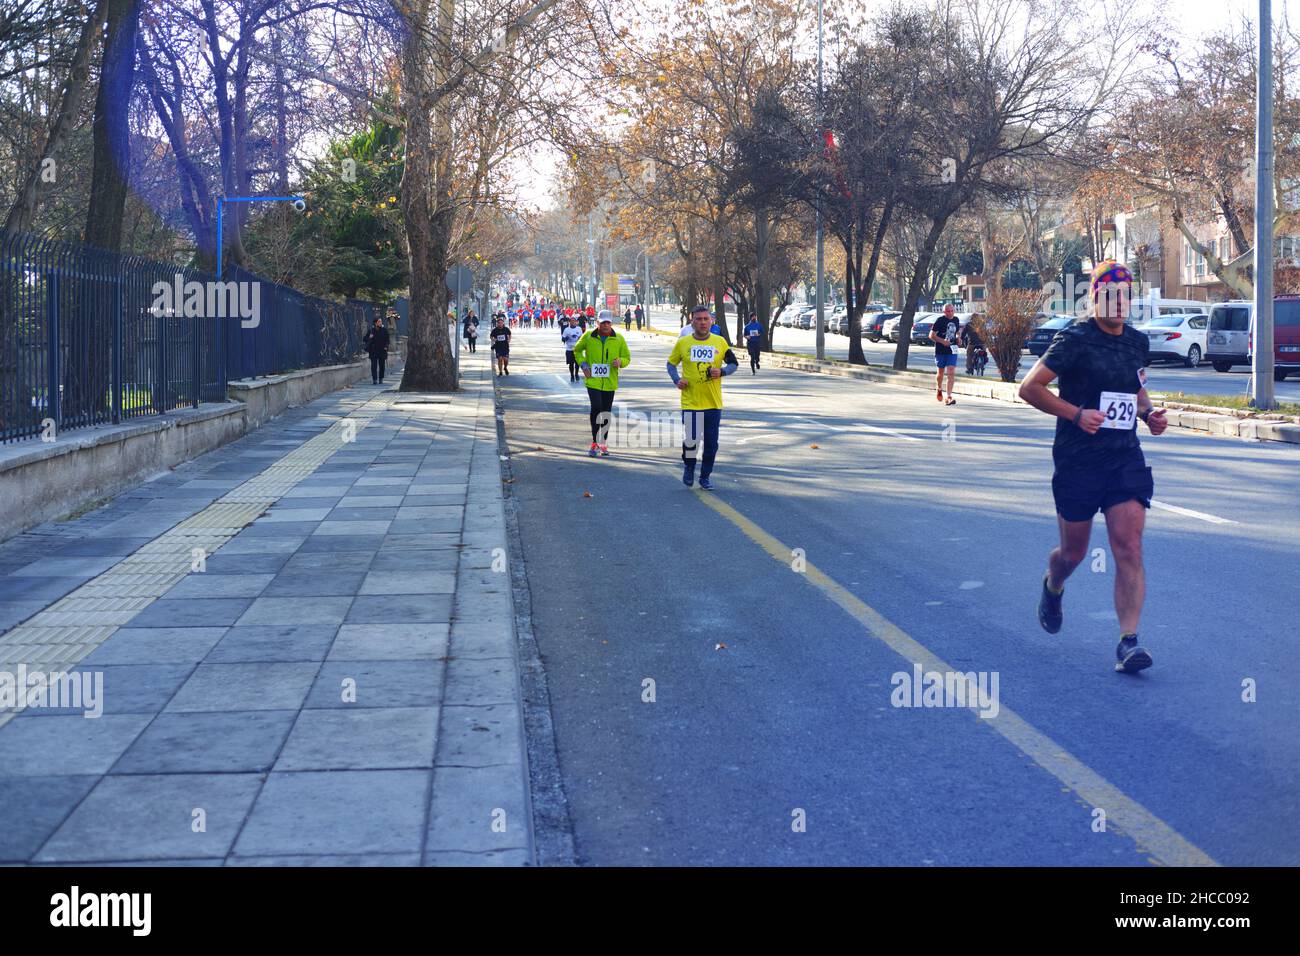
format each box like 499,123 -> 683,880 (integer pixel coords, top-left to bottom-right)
574,309 -> 631,457
635,303 -> 644,330
929,303 -> 960,405
363,316 -> 390,385
743,311 -> 763,374
490,315 -> 512,376
624,307 -> 633,331
463,314 -> 479,354
667,305 -> 738,490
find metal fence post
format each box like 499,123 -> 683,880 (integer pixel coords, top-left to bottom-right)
46,271 -> 60,428
157,279 -> 168,414
112,266 -> 122,422
192,297 -> 201,408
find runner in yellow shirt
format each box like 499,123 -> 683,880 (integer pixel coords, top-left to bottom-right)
666,305 -> 739,489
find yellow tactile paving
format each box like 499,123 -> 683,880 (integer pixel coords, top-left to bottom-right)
0,390 -> 400,725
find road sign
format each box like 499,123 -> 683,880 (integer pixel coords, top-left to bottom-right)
445,265 -> 473,293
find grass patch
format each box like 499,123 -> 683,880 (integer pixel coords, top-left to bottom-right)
1149,391 -> 1300,418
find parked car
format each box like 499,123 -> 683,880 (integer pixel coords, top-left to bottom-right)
1128,294 -> 1210,326
1205,300 -> 1252,371
1027,316 -> 1075,356
881,315 -> 904,343
911,313 -> 940,345
1208,297 -> 1300,380
1136,313 -> 1209,367
865,311 -> 899,341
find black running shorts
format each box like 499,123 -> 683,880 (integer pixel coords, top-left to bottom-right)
1051,449 -> 1154,523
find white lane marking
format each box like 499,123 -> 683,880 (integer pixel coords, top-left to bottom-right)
959,580 -> 984,590
1150,500 -> 1237,525
859,423 -> 922,442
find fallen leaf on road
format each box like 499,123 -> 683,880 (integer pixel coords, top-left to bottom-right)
715,642 -> 727,651
810,443 -> 820,449
502,478 -> 515,484
583,491 -> 594,498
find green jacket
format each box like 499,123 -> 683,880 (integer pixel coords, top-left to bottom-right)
573,330 -> 631,391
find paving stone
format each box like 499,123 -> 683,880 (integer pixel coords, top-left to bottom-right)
241,520 -> 321,537
0,775 -> 99,862
359,570 -> 455,595
346,595 -> 452,624
443,658 -> 517,706
81,627 -> 227,665
298,534 -> 386,553
305,661 -> 443,709
313,520 -> 391,536
259,508 -> 332,522
219,536 -> 305,554
163,573 -> 275,599
54,537 -> 154,558
423,763 -> 529,854
423,848 -> 530,867
328,507 -> 400,522
14,664 -> 193,717
337,496 -> 404,508
112,710 -> 296,774
0,576 -> 86,603
437,703 -> 523,768
261,571 -> 367,597
0,714 -> 151,775
328,623 -> 449,661
380,533 -> 461,550
275,707 -> 438,770
166,662 -> 320,712
126,598 -> 253,628
205,625 -> 337,663
225,853 -> 421,866
236,596 -> 352,626
201,552 -> 291,574
369,550 -> 459,573
0,600 -> 47,634
232,769 -> 428,856
34,773 -> 263,861
10,557 -> 120,578
388,517 -> 463,535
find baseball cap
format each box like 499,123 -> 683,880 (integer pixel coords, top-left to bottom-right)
597,309 -> 616,324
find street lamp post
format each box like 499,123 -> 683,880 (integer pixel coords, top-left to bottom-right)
814,0 -> 825,361
1252,0 -> 1276,409
215,194 -> 305,278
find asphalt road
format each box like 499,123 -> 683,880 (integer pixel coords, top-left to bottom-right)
644,306 -> 1300,403
493,323 -> 1300,866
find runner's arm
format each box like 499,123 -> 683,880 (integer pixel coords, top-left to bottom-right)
720,349 -> 739,376
1136,388 -> 1168,434
1018,360 -> 1079,421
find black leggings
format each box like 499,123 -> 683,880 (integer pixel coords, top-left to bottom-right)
566,349 -> 578,380
586,386 -> 615,443
369,352 -> 386,382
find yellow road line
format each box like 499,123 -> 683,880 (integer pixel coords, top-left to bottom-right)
692,490 -> 1219,868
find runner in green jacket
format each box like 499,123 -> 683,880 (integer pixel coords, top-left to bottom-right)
574,310 -> 632,457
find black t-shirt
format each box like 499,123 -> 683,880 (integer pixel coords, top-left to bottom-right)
490,327 -> 511,350
933,316 -> 960,356
1042,319 -> 1150,468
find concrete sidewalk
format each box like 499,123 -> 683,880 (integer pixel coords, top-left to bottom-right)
0,356 -> 531,865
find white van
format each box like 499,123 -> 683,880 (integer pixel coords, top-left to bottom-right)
1127,294 -> 1207,326
1205,300 -> 1253,371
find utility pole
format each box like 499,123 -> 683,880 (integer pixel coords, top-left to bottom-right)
814,0 -> 825,361
1252,0 -> 1276,409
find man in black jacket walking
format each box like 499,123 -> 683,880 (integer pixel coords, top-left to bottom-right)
363,317 -> 390,384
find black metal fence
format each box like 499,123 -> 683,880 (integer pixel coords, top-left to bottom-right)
1,233 -> 370,443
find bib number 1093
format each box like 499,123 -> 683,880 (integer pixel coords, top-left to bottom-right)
1099,391 -> 1137,430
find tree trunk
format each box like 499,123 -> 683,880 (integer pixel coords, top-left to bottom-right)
84,0 -> 139,251
893,213 -> 948,370
398,0 -> 456,391
4,1 -> 108,234
755,210 -> 770,348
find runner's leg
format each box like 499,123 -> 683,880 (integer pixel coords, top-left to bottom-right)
1103,499 -> 1147,635
1049,514 -> 1093,590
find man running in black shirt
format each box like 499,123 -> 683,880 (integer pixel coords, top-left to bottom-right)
1018,261 -> 1167,673
489,316 -> 511,376
930,303 -> 960,405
